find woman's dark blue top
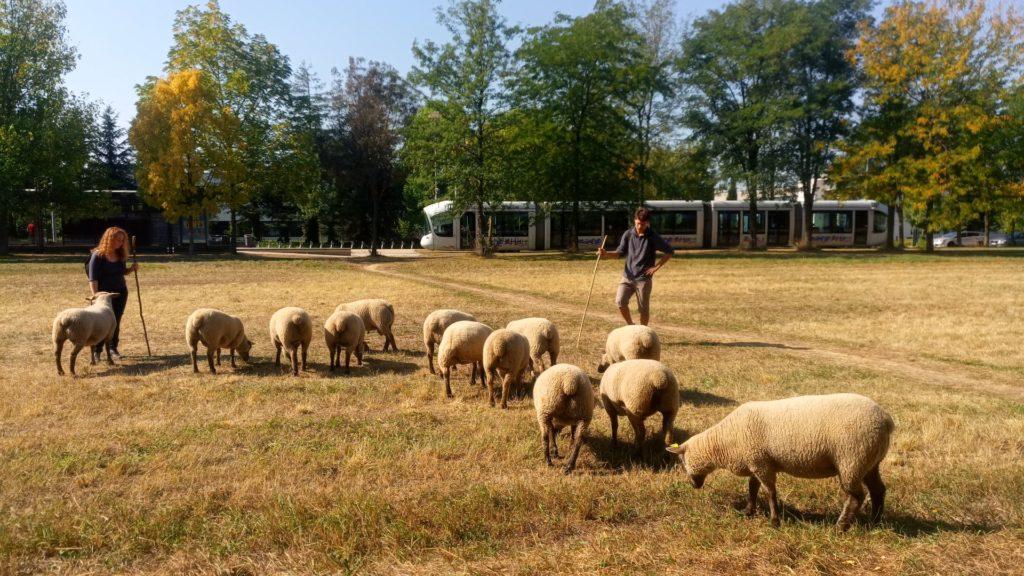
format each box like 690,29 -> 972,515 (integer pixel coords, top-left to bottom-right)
87,252 -> 128,293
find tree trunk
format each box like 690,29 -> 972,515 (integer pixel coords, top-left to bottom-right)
35,209 -> 46,252
370,188 -> 380,257
925,230 -> 934,253
983,211 -> 990,246
745,184 -> 759,251
924,200 -> 934,253
800,183 -> 814,250
188,215 -> 196,256
885,207 -> 895,250
896,197 -> 906,249
568,200 -> 580,254
0,204 -> 8,255
475,199 -> 485,256
229,207 -> 238,254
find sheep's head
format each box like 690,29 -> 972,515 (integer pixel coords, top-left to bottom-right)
666,442 -> 707,489
596,354 -> 610,373
87,292 -> 121,305
237,337 -> 253,361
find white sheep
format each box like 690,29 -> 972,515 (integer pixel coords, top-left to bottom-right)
597,325 -> 661,373
269,307 -> 313,376
423,309 -> 476,374
666,393 -> 894,531
482,328 -> 533,409
52,291 -> 120,375
336,299 -> 396,352
505,317 -> 560,373
324,310 -> 365,373
437,320 -> 493,399
533,364 -> 595,474
184,308 -> 253,374
598,359 -> 679,457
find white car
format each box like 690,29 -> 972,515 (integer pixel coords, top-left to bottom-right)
933,231 -> 985,248
990,232 -> 1024,247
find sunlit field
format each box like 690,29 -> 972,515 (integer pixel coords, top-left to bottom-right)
1,250 -> 1023,575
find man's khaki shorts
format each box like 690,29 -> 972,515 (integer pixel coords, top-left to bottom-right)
615,275 -> 652,314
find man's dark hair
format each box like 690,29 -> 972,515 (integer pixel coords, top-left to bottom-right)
634,207 -> 651,222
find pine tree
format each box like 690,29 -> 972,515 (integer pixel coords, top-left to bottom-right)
92,106 -> 135,190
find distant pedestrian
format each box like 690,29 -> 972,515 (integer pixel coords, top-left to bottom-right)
597,208 -> 674,326
86,227 -> 137,359
27,222 -> 35,239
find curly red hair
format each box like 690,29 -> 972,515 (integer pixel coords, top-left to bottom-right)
94,227 -> 130,261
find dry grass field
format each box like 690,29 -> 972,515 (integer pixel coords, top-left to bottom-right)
1,250 -> 1023,575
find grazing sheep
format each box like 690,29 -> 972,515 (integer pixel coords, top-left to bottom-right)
324,310 -> 365,373
423,309 -> 476,374
184,308 -> 253,374
437,320 -> 493,399
482,329 -> 533,409
506,317 -> 560,373
598,359 -> 679,457
597,325 -> 661,373
52,292 -> 120,376
336,299 -> 397,352
269,307 -> 313,376
533,364 -> 595,474
666,393 -> 895,531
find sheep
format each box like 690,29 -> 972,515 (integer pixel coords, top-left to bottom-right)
336,299 -> 397,352
597,325 -> 661,373
666,393 -> 895,531
482,328 -> 533,409
505,317 -> 560,374
533,364 -> 595,474
269,307 -> 313,376
598,359 -> 679,457
437,320 -> 493,399
423,309 -> 476,374
324,310 -> 365,373
184,308 -> 253,374
52,291 -> 120,376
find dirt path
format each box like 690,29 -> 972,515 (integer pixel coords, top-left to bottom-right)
363,262 -> 1024,403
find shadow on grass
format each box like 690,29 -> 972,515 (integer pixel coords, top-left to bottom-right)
693,340 -> 809,351
682,388 -> 737,407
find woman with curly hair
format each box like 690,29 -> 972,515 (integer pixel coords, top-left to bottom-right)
86,227 -> 138,359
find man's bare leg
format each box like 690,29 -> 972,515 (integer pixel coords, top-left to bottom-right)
619,306 -> 634,325
640,311 -> 649,326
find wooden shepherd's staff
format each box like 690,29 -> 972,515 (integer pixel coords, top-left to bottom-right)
574,235 -> 608,350
131,236 -> 152,356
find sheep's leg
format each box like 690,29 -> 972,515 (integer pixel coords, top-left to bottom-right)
563,421 -> 588,474
628,416 -> 646,459
274,342 -> 282,367
549,349 -> 558,366
444,367 -> 454,399
660,409 -> 676,447
344,348 -> 352,374
863,464 -> 886,524
388,332 -> 398,352
104,340 -> 114,365
89,346 -> 97,365
300,343 -> 308,371
542,419 -> 553,467
500,373 -> 512,410
486,368 -> 497,407
745,476 -> 761,517
329,345 -> 337,372
206,346 -> 217,374
55,339 -> 65,376
355,344 -> 363,366
288,346 -> 299,376
216,348 -> 221,366
230,349 -> 237,368
550,425 -> 561,459
479,362 -> 486,388
837,479 -> 866,532
69,344 -> 84,375
607,407 -> 619,449
754,471 -> 780,527
427,342 -> 435,374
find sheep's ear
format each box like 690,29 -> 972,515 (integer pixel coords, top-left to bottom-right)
85,295 -> 96,303
665,444 -> 685,455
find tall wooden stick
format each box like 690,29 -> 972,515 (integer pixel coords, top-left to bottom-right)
131,236 -> 152,356
574,235 -> 608,350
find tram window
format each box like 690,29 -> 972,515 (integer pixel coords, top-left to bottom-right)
650,211 -> 697,235
873,211 -> 887,233
578,211 -> 603,236
834,211 -> 853,233
432,216 -> 454,237
741,211 -> 765,233
491,211 -> 529,236
812,212 -> 829,232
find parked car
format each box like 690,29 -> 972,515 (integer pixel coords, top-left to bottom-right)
990,232 -> 1024,247
933,231 -> 985,248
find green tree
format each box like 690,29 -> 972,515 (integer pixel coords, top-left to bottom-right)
514,2 -> 641,252
91,106 -> 135,190
409,0 -> 518,255
679,0 -> 796,250
0,0 -> 78,253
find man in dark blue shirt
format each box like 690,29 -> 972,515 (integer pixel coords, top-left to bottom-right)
598,207 -> 674,326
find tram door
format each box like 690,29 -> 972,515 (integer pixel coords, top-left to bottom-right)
767,211 -> 791,246
717,211 -> 741,247
459,212 -> 477,249
603,211 -> 630,247
854,210 -> 868,246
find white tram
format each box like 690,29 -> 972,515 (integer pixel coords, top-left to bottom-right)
420,199 -> 895,250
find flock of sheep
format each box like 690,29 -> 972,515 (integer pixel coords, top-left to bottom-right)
51,291 -> 894,531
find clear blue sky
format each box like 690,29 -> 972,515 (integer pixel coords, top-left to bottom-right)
63,0 -> 728,128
